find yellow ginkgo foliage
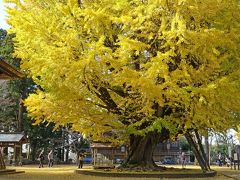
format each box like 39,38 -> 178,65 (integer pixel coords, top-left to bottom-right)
5,0 -> 240,168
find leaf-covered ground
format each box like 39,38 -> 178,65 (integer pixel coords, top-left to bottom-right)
0,165 -> 235,180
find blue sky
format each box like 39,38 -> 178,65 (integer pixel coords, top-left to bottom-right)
0,0 -> 10,29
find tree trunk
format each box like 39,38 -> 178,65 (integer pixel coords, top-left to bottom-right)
31,143 -> 37,161
126,134 -> 155,168
194,130 -> 210,170
18,97 -> 24,132
124,129 -> 169,169
204,132 -> 210,165
185,131 -> 210,172
65,148 -> 69,163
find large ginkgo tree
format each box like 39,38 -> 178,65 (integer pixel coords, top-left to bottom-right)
6,0 -> 240,170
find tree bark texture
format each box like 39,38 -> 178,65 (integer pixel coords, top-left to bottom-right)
18,98 -> 24,132
194,130 -> 210,170
124,129 -> 169,169
185,131 -> 210,172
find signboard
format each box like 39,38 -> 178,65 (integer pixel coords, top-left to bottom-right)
234,153 -> 238,161
120,146 -> 126,153
228,146 -> 232,158
0,142 -> 15,147
166,143 -> 171,150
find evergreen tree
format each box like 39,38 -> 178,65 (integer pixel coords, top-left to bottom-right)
0,29 -> 63,161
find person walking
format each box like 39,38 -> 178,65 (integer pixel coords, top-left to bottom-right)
78,153 -> 84,169
38,150 -> 44,168
48,150 -> 54,167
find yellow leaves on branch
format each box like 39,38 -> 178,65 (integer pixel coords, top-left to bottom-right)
6,0 -> 240,140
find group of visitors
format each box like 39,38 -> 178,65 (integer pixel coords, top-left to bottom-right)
38,150 -> 84,168
38,150 -> 54,168
217,152 -> 231,167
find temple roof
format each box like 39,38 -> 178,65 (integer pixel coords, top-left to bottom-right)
0,133 -> 27,143
0,58 -> 24,79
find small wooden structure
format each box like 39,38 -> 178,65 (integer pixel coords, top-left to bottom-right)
0,58 -> 24,169
91,142 -> 127,168
0,133 -> 28,165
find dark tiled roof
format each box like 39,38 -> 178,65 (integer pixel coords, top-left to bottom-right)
0,133 -> 26,143
0,58 -> 24,79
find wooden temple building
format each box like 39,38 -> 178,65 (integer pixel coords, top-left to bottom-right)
0,58 -> 24,169
90,140 -> 183,166
0,133 -> 27,165
91,142 -> 127,166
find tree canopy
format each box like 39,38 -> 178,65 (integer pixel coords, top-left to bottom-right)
5,0 -> 240,168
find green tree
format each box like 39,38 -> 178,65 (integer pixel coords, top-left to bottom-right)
179,137 -> 190,152
0,28 -> 65,161
0,28 -> 19,131
23,118 -> 62,161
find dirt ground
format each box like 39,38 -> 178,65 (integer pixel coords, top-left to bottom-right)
0,164 -> 237,180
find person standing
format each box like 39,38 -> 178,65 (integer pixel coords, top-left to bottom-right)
38,150 -> 44,168
48,150 -> 54,167
9,153 -> 13,165
78,153 -> 84,169
218,152 -> 222,166
181,152 -> 186,168
19,155 -> 23,166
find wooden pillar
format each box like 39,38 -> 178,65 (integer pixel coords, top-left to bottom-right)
14,145 -> 16,165
125,146 -> 128,160
20,144 -> 22,166
111,147 -> 113,161
94,148 -> 97,165
0,149 -> 6,169
238,153 -> 240,170
94,148 -> 98,165
93,148 -> 96,166
26,143 -> 30,159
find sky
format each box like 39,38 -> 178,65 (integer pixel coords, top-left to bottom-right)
0,0 -> 10,30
